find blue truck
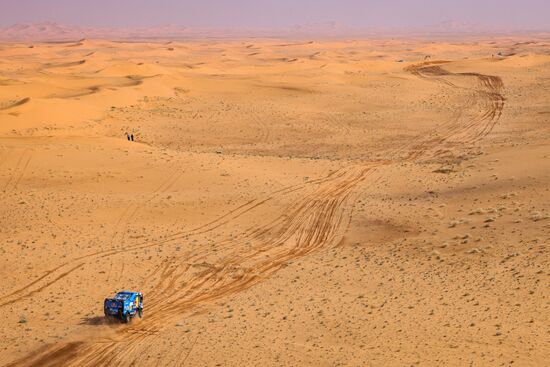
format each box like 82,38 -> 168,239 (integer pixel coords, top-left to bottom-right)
104,291 -> 143,323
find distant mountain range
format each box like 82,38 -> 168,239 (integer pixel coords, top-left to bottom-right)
0,22 -> 207,41
0,21 -> 547,41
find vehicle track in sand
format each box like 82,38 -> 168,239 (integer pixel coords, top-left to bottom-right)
6,60 -> 505,367
107,166 -> 185,282
1,149 -> 32,194
0,62 -> 503,303
250,107 -> 271,145
405,61 -> 505,156
10,164 -> 373,367
0,167 -> 351,309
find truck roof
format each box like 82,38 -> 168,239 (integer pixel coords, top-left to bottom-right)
114,291 -> 140,299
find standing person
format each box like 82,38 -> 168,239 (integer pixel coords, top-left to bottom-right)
131,134 -> 134,141
126,132 -> 130,141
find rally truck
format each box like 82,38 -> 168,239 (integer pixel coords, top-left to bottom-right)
104,291 -> 143,323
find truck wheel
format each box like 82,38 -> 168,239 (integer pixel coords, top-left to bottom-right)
123,313 -> 131,323
138,308 -> 143,318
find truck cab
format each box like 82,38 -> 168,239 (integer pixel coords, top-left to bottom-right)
104,291 -> 143,323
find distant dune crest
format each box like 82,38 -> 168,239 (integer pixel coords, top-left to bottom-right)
0,20 -> 548,41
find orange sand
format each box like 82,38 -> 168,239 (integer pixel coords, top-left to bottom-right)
0,37 -> 549,366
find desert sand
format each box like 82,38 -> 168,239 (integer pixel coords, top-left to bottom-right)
0,36 -> 549,366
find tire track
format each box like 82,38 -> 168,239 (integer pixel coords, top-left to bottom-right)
7,60 -> 506,366
405,61 -> 505,152
11,165 -> 371,367
2,149 -> 31,193
1,61 -> 504,309
106,165 -> 183,282
0,164 -> 183,306
251,107 -> 271,144
13,153 -> 32,190
0,263 -> 85,308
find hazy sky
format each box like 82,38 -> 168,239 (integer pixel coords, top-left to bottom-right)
0,0 -> 548,29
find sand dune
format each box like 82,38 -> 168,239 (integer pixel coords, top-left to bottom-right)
0,97 -> 30,111
0,37 -> 549,366
42,60 -> 86,70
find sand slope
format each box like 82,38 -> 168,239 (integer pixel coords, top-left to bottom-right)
0,37 -> 549,366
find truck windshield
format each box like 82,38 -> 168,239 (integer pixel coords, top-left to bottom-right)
115,293 -> 131,300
